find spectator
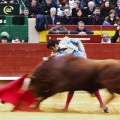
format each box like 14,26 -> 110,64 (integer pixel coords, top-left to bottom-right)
48,21 -> 68,34
13,8 -> 31,25
28,0 -> 41,18
41,0 -> 60,8
82,1 -> 96,17
12,37 -> 24,43
72,1 -> 81,18
103,9 -> 120,26
101,25 -> 120,43
94,0 -> 102,7
110,0 -> 118,7
114,0 -> 120,18
73,9 -> 87,25
70,21 -> 94,34
21,8 -> 31,18
46,7 -> 60,25
24,0 -> 40,8
57,0 -> 70,16
81,0 -> 96,9
60,8 -> 74,25
87,7 -> 104,25
0,31 -> 10,43
100,0 -> 114,18
40,0 -> 60,15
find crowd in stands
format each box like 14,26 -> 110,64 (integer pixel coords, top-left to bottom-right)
1,0 -> 120,28
17,0 -> 120,29
0,0 -> 120,43
0,31 -> 24,43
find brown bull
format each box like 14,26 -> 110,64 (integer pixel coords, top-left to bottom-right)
28,54 -> 120,107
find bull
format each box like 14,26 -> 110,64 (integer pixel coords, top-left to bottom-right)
28,54 -> 120,108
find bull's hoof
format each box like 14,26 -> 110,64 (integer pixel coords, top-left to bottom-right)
103,107 -> 109,113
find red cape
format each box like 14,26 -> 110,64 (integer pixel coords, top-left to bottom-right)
0,74 -> 37,111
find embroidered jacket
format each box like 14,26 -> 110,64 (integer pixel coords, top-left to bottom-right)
55,36 -> 87,58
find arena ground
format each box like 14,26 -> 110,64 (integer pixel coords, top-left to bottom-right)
0,89 -> 120,120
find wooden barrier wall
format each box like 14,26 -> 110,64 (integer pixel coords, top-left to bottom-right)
40,25 -> 120,42
0,43 -> 120,77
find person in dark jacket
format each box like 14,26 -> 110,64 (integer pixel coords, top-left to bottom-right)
87,7 -> 104,25
101,25 -> 120,43
70,21 -> 94,34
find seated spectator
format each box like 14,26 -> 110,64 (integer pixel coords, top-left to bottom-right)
73,8 -> 87,25
70,21 -> 94,35
94,0 -> 102,7
103,9 -> 120,26
40,0 -> 60,15
82,1 -> 96,17
28,0 -> 41,18
87,7 -> 104,25
12,37 -> 24,43
21,8 -> 31,18
0,31 -> 10,43
57,0 -> 70,16
25,0 -> 40,9
13,8 -> 31,25
114,0 -> 120,17
100,0 -> 114,18
48,21 -> 68,34
41,0 -> 60,8
110,0 -> 118,7
46,7 -> 60,25
72,1 -> 81,18
101,25 -> 120,43
80,0 -> 95,9
60,8 -> 74,25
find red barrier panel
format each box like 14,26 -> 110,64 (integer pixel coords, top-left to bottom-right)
0,43 -> 120,76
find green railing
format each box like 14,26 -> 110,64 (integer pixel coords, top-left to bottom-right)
0,15 -> 28,42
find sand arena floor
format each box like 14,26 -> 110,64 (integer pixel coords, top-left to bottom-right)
0,89 -> 120,120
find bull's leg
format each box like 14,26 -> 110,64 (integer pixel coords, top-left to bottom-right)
105,92 -> 115,105
94,90 -> 109,113
29,97 -> 45,109
62,91 -> 74,111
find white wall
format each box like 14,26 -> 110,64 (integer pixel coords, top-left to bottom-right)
28,18 -> 39,43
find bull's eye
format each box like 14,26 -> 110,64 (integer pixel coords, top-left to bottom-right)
43,89 -> 50,93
